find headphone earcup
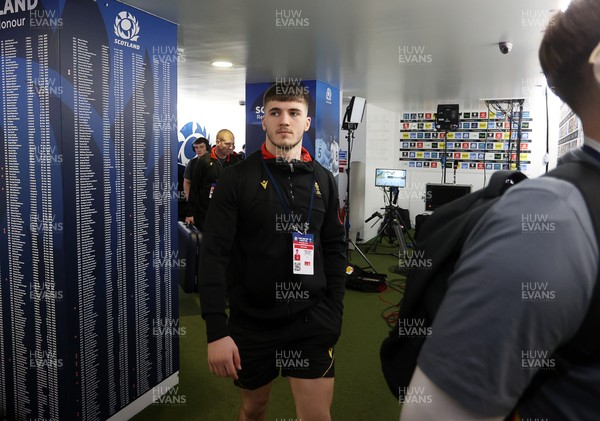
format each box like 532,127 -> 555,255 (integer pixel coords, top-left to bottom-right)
593,56 -> 600,84
591,43 -> 600,84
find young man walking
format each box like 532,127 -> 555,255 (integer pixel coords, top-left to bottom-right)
199,84 -> 347,421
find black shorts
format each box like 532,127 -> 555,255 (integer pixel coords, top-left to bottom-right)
229,307 -> 339,390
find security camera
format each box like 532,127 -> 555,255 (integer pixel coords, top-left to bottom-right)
499,42 -> 513,54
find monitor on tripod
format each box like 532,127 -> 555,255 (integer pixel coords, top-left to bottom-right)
375,168 -> 406,188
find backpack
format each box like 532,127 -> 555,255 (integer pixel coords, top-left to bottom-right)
380,160 -> 600,405
345,264 -> 388,292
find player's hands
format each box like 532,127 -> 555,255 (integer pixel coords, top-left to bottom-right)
207,336 -> 241,380
185,216 -> 194,225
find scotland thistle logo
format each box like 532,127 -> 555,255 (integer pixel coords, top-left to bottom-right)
114,11 -> 140,42
178,122 -> 209,165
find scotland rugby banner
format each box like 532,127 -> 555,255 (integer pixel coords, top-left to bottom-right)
314,81 -> 341,177
177,121 -> 210,166
0,0 -> 179,419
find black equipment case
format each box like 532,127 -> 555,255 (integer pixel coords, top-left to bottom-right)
177,221 -> 202,293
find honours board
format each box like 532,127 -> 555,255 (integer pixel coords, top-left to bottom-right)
0,1 -> 179,419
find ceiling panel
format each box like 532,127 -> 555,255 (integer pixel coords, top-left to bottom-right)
122,0 -> 562,111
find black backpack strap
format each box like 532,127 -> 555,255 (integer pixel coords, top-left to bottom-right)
383,170 -> 528,399
404,171 -> 528,318
545,161 -> 600,360
483,170 -> 529,198
515,160 -> 600,412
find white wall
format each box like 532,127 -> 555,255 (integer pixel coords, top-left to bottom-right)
345,93 -> 562,243
178,94 -> 246,152
340,102 -> 368,246
362,104 -> 399,241
343,103 -> 399,244
521,89 -> 563,177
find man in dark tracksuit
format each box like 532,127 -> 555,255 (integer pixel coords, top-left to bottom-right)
199,84 -> 346,421
185,129 -> 240,230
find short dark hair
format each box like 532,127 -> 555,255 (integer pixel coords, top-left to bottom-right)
262,82 -> 310,114
539,0 -> 600,113
193,137 -> 210,150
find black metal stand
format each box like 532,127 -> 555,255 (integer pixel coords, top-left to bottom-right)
516,101 -> 524,171
441,129 -> 449,184
484,99 -> 525,171
365,188 -> 414,255
342,127 -> 377,273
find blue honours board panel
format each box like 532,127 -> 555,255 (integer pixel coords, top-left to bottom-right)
0,1 -> 67,419
0,0 -> 178,419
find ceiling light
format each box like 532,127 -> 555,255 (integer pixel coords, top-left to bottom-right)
212,61 -> 233,68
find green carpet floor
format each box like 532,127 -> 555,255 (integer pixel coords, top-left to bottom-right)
134,240 -> 406,421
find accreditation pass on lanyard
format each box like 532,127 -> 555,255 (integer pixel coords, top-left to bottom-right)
292,233 -> 314,275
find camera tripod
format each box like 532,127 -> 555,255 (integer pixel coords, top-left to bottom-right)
342,126 -> 377,273
364,188 -> 414,256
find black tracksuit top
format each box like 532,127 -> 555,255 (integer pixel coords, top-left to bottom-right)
199,146 -> 347,343
187,147 -> 241,227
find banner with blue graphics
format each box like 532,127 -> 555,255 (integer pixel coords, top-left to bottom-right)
0,0 -> 179,419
